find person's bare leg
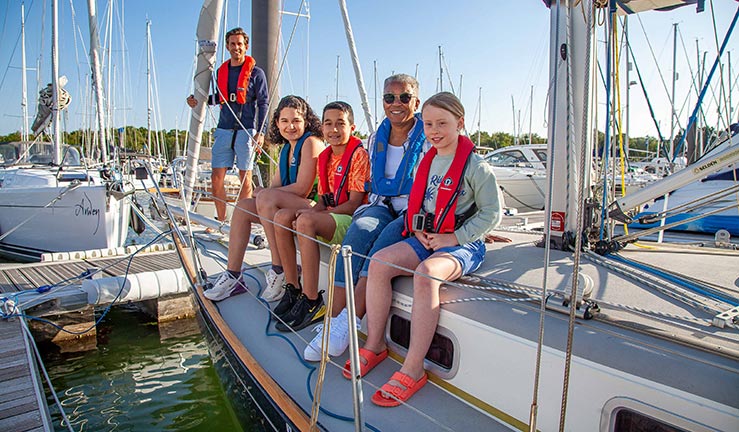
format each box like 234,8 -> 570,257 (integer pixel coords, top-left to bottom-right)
362,243 -> 418,354
211,167 -> 228,222
400,254 -> 461,381
256,189 -> 311,266
238,169 -> 253,199
331,276 -> 367,317
295,212 -> 336,300
226,198 -> 259,272
273,208 -> 299,286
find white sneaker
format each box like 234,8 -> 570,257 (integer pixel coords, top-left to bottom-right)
204,272 -> 247,301
262,269 -> 285,302
303,309 -> 360,361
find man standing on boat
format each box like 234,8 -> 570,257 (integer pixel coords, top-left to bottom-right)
187,27 -> 269,224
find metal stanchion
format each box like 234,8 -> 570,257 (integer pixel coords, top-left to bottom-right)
342,245 -> 365,432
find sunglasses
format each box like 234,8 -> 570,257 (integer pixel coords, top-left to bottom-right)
383,93 -> 414,104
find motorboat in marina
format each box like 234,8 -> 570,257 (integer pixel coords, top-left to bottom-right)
484,144 -> 548,212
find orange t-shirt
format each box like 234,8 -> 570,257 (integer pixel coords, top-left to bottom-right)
318,146 -> 371,196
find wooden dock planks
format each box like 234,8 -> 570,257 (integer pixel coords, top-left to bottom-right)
0,319 -> 51,432
0,251 -> 182,294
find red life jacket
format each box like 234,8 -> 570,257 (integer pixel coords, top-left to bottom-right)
404,135 -> 475,236
318,136 -> 363,207
217,56 -> 256,104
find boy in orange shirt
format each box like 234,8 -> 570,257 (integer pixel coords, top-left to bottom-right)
273,101 -> 370,331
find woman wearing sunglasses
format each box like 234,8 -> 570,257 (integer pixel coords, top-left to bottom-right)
303,73 -> 428,361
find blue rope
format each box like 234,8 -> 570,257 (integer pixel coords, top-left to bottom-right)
236,273 -> 380,431
609,253 -> 738,307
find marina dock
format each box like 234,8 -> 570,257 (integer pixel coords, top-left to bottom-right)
0,318 -> 51,432
0,249 -> 188,431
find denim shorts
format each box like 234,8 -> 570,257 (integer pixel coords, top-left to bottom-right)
333,205 -> 406,288
212,128 -> 256,171
403,237 -> 486,276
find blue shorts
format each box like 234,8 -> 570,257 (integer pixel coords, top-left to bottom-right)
403,237 -> 486,276
334,205 -> 406,288
212,128 -> 256,171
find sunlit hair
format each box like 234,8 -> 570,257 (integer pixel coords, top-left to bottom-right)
267,95 -> 323,145
225,27 -> 249,45
322,101 -> 354,125
383,73 -> 419,95
422,91 -> 465,120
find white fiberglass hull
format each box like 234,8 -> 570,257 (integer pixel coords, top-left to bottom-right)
493,166 -> 547,211
0,168 -> 131,259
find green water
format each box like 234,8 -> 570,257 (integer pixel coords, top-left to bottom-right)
40,306 -> 244,432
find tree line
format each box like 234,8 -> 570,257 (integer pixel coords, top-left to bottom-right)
0,125 -> 717,163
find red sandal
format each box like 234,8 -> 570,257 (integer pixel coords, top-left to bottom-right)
342,348 -> 388,379
371,371 -> 428,407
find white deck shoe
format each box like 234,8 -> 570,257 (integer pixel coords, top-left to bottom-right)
262,269 -> 285,302
204,272 -> 247,301
303,309 -> 360,362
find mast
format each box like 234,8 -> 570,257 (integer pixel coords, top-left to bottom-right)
337,0 -> 374,133
669,23 -> 678,160
477,87 -> 481,147
87,0 -> 109,163
105,0 -> 113,135
21,2 -> 29,141
624,16 -> 630,157
252,0 -> 280,103
529,85 -> 534,145
51,0 -> 61,164
438,46 -> 444,91
146,19 -> 152,156
511,95 -> 517,145
335,55 -> 340,100
373,60 -> 378,129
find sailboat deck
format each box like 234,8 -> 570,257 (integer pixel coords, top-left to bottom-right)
192,224 -> 739,430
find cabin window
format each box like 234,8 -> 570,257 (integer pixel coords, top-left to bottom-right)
388,315 -> 454,369
534,149 -> 548,165
612,408 -> 688,432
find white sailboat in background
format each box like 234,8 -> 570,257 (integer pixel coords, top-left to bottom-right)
0,0 -> 132,261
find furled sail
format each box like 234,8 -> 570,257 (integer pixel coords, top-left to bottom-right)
31,76 -> 71,135
184,0 -> 224,208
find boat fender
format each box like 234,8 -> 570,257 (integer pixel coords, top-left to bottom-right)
81,268 -> 188,305
130,200 -> 146,235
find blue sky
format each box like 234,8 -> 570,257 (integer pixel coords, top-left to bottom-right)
0,0 -> 737,140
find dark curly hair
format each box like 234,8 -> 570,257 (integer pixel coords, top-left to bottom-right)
266,95 -> 323,146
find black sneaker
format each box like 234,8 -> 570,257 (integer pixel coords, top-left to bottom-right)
275,291 -> 326,332
274,283 -> 300,318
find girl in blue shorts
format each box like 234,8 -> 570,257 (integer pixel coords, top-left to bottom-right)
346,92 -> 502,407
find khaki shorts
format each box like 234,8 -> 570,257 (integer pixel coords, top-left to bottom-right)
317,213 -> 353,244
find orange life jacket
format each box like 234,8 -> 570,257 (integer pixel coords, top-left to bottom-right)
317,136 -> 363,207
404,136 -> 475,235
217,56 -> 256,105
